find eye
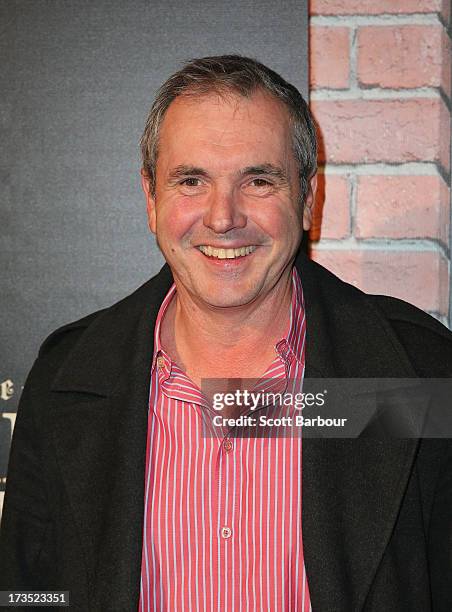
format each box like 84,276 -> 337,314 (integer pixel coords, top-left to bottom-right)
180,177 -> 202,187
249,178 -> 273,188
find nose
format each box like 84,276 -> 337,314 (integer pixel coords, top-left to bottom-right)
203,186 -> 247,234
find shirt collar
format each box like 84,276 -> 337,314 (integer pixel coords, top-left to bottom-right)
150,282 -> 176,376
276,266 -> 306,367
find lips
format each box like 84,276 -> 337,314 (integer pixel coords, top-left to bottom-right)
198,245 -> 256,259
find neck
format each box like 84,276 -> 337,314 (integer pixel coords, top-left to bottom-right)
161,270 -> 293,378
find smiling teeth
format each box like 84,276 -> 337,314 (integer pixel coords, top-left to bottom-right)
198,245 -> 256,259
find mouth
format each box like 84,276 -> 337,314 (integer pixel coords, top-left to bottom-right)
197,245 -> 257,260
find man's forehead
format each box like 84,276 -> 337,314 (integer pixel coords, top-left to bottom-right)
154,89 -> 296,178
162,88 -> 291,128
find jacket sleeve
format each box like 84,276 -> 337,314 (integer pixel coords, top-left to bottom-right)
428,440 -> 452,611
0,321 -> 90,592
0,357 -> 57,591
386,314 -> 452,611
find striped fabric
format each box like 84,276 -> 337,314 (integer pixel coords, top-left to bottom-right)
139,267 -> 311,611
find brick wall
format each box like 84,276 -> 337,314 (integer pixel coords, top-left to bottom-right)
309,0 -> 451,327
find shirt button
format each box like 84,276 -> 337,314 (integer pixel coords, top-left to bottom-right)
221,526 -> 232,539
223,439 -> 233,453
157,356 -> 165,369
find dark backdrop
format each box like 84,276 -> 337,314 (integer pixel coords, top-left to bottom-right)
0,0 -> 308,489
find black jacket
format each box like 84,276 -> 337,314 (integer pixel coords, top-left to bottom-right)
1,252 -> 451,611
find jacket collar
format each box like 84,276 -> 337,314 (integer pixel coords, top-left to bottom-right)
51,262 -> 173,396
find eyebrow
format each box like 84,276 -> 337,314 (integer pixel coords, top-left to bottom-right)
239,164 -> 289,182
168,163 -> 289,182
168,165 -> 210,180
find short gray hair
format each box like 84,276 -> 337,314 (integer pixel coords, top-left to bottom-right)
140,55 -> 317,202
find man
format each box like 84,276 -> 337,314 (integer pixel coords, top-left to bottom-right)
0,55 -> 451,611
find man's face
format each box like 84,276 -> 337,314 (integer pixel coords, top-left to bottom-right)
142,89 -> 316,309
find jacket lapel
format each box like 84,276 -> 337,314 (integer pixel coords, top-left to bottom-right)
296,252 -> 421,611
50,265 -> 173,609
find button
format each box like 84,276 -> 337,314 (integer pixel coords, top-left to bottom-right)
223,439 -> 233,453
157,356 -> 165,369
221,526 -> 232,539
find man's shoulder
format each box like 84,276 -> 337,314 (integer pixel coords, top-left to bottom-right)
368,293 -> 452,377
38,309 -> 105,358
300,254 -> 452,377
369,292 -> 450,340
318,258 -> 452,375
22,309 -> 107,401
306,252 -> 451,337
39,264 -> 173,359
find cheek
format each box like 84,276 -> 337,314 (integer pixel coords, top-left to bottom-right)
282,201 -> 304,234
156,197 -> 201,240
257,201 -> 302,241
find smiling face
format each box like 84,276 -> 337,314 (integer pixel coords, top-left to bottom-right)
142,89 -> 316,309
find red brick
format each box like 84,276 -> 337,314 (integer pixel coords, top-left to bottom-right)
355,175 -> 450,246
311,98 -> 450,173
310,249 -> 449,315
310,0 -> 445,16
310,27 -> 350,89
357,26 -> 450,94
310,174 -> 350,240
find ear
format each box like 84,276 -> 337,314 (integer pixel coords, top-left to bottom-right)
141,168 -> 157,234
302,173 -> 317,232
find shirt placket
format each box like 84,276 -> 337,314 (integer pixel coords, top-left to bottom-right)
159,357 -> 239,610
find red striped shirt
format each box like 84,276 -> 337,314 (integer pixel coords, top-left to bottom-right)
139,267 -> 311,611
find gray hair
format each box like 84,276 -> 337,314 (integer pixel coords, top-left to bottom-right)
140,55 -> 317,202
